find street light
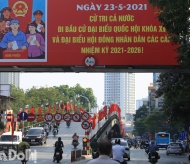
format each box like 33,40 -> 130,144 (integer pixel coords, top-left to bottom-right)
77,94 -> 91,113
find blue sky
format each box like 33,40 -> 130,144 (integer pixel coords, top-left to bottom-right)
20,73 -> 153,108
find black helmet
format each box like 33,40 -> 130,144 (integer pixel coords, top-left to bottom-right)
58,137 -> 61,141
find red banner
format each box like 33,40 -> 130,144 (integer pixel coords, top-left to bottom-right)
0,0 -> 178,67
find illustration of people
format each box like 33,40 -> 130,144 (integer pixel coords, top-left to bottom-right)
0,19 -> 28,50
26,22 -> 45,59
30,10 -> 45,39
0,7 -> 13,30
0,19 -> 8,58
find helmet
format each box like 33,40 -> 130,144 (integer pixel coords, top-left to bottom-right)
58,137 -> 61,141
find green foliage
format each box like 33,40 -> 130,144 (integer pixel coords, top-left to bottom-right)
18,141 -> 30,150
156,73 -> 190,124
148,0 -> 190,67
10,84 -> 97,113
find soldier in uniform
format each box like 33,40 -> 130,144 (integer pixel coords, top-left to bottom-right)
27,10 -> 45,40
0,7 -> 13,31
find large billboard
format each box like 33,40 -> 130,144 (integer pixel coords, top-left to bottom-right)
0,0 -> 179,67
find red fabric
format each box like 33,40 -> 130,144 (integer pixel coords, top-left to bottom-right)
80,108 -> 85,113
48,105 -> 51,113
11,114 -> 14,139
61,103 -> 64,110
54,104 -> 57,114
24,108 -> 28,114
30,107 -> 35,114
98,110 -> 104,122
92,114 -> 96,130
38,107 -> 42,114
103,106 -> 107,118
108,104 -> 117,114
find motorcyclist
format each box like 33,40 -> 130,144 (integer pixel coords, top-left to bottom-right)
53,123 -> 58,134
72,132 -> 79,145
90,137 -> 99,159
112,139 -> 127,164
148,141 -> 159,161
45,125 -> 49,136
53,137 -> 64,162
66,121 -> 71,127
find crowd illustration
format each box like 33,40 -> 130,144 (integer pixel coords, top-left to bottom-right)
0,7 -> 45,59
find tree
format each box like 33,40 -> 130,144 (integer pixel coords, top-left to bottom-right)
156,73 -> 190,124
148,0 -> 190,67
10,85 -> 26,113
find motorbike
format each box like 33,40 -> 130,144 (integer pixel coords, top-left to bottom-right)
148,152 -> 159,164
66,121 -> 71,128
53,128 -> 57,137
72,140 -> 79,149
145,147 -> 149,154
92,150 -> 99,159
53,148 -> 63,163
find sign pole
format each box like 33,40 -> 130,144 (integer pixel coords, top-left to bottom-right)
22,112 -> 24,136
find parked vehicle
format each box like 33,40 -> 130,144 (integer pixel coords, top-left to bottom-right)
0,131 -> 22,156
166,142 -> 183,155
22,127 -> 47,145
111,138 -> 130,161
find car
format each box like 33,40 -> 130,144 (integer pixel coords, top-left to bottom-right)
111,138 -> 131,161
0,131 -> 22,155
22,127 -> 47,145
166,142 -> 183,155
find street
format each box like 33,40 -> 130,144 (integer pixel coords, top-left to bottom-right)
1,121 -> 189,164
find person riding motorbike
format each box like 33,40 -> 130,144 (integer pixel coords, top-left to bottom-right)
90,137 -> 99,159
53,123 -> 58,134
53,137 -> 64,162
66,121 -> 71,127
45,126 -> 49,137
72,132 -> 79,145
148,141 -> 159,162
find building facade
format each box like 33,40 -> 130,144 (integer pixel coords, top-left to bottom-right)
136,98 -> 148,110
104,73 -> 135,118
152,73 -> 164,109
0,73 -> 20,88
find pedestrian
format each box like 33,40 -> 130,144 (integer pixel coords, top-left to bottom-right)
87,139 -> 119,164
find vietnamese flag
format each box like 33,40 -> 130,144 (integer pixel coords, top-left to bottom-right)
24,108 -> 28,114
80,108 -> 85,113
98,110 -> 103,122
54,104 -> 57,114
11,114 -> 14,139
38,106 -> 42,114
108,103 -> 117,114
103,106 -> 107,118
61,103 -> 64,110
30,107 -> 35,114
92,114 -> 96,130
48,105 -> 51,113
